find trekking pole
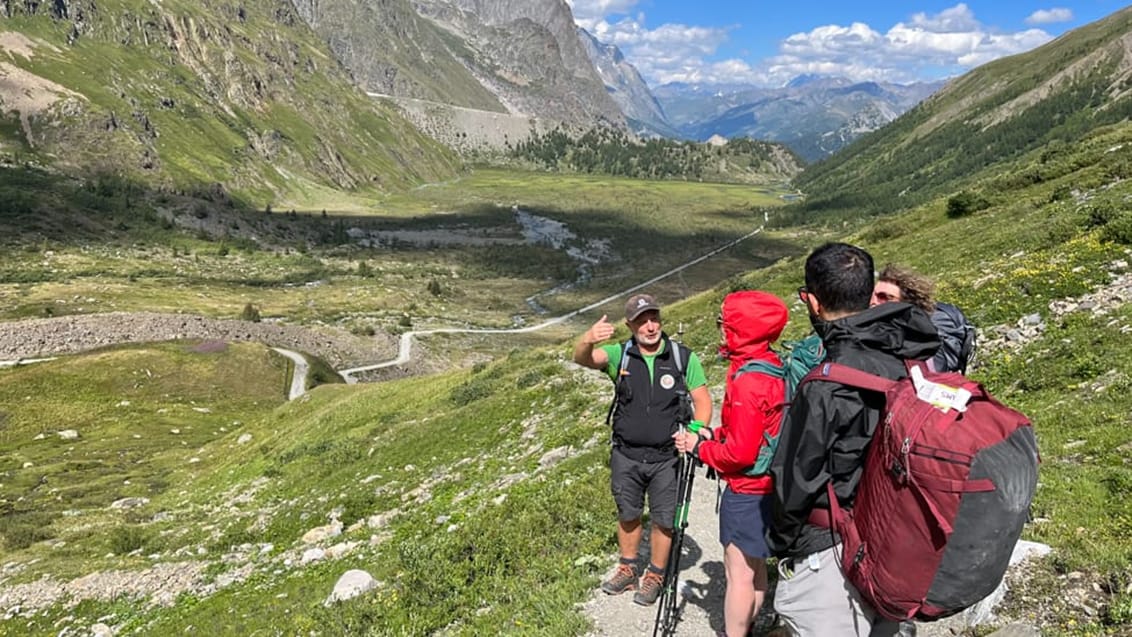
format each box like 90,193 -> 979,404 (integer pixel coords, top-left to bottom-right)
653,427 -> 697,637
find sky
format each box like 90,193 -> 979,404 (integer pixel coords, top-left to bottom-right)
565,1 -> 1123,87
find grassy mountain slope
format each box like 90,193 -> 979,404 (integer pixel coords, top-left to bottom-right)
792,6 -> 1132,221
0,0 -> 459,205
6,6 -> 1132,637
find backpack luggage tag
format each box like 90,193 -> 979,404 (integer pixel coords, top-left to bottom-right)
910,365 -> 972,412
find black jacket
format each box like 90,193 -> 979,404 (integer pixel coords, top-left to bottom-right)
767,302 -> 939,558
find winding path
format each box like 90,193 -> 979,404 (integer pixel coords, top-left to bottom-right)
338,225 -> 765,382
271,348 -> 310,400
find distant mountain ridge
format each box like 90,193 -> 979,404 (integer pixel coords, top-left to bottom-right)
653,78 -> 944,161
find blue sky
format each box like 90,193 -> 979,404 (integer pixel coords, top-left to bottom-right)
566,1 -> 1122,86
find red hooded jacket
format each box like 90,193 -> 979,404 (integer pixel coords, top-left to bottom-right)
698,290 -> 788,495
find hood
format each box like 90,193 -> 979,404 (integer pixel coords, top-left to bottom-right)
721,290 -> 789,370
816,301 -> 939,360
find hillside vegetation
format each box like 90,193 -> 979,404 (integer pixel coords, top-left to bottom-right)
790,6 -> 1132,223
0,1 -> 459,204
506,127 -> 803,184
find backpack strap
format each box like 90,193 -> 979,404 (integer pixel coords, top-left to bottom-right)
671,337 -> 685,377
605,338 -> 635,427
958,324 -> 977,374
805,362 -> 895,394
666,336 -> 694,426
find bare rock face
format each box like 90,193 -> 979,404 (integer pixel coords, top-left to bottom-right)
577,27 -> 675,138
412,0 -> 625,127
293,0 -> 625,130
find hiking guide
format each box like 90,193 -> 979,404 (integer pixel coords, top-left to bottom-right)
674,290 -> 788,637
573,293 -> 712,606
768,243 -> 939,636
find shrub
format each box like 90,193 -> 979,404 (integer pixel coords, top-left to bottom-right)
946,190 -> 990,218
0,512 -> 56,550
450,377 -> 493,406
1100,213 -> 1132,244
241,303 -> 262,322
1085,201 -> 1120,228
109,525 -> 155,555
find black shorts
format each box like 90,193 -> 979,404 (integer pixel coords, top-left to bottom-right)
610,447 -> 679,528
719,487 -> 773,559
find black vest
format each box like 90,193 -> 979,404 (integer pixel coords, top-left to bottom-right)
610,335 -> 692,462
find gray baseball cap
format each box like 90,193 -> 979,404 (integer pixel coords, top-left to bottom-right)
624,294 -> 661,321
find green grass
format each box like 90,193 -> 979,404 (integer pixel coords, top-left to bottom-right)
0,341 -> 289,566
0,166 -> 795,342
6,121 -> 1132,635
0,347 -> 620,636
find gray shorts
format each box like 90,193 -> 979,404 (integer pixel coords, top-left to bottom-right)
610,447 -> 679,528
774,544 -> 908,637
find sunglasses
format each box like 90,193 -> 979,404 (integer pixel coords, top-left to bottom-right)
797,286 -> 810,303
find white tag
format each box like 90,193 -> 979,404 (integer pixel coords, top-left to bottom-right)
910,366 -> 971,412
807,553 -> 821,571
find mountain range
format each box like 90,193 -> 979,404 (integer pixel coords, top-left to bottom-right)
650,76 -> 946,162
0,0 -> 943,198
1,0 -> 1128,197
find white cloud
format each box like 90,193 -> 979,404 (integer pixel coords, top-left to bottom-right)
1026,8 -> 1074,25
566,0 -> 641,23
573,2 -> 1058,87
908,3 -> 981,32
756,4 -> 1055,85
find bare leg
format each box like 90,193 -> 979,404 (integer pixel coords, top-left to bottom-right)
618,518 -> 643,560
649,524 -> 674,569
724,543 -> 767,637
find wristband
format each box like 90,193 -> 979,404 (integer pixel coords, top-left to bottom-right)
687,419 -> 705,433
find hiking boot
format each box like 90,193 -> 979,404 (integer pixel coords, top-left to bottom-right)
600,562 -> 638,595
632,567 -> 665,606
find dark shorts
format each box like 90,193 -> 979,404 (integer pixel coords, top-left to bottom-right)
610,447 -> 678,528
719,487 -> 774,559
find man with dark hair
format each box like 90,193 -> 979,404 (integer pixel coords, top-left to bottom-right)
767,243 -> 939,636
574,293 -> 712,606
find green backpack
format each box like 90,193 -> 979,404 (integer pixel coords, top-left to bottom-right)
732,333 -> 826,476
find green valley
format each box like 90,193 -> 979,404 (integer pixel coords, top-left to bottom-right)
2,2 -> 1132,637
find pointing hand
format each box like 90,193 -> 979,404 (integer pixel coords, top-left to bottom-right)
587,314 -> 616,344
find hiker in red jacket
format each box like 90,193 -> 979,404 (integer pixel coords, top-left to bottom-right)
675,290 -> 788,637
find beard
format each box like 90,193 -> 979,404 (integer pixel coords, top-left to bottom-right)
636,331 -> 662,348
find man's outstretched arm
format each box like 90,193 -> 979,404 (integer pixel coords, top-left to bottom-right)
573,314 -> 615,370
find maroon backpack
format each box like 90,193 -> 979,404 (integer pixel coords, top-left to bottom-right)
805,361 -> 1039,622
